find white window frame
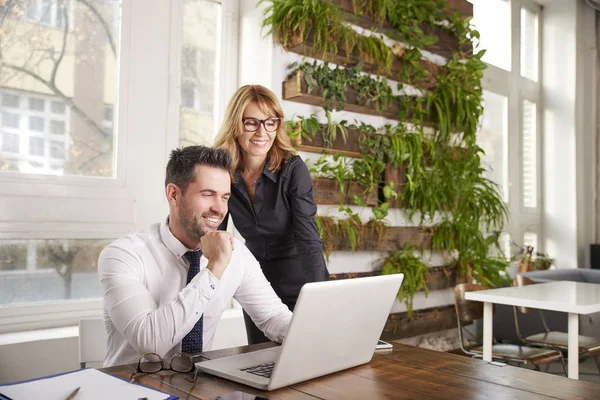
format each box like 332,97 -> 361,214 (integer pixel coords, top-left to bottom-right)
0,0 -> 240,334
479,0 -> 543,255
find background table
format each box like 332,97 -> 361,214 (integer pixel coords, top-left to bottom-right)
465,281 -> 600,379
102,342 -> 600,399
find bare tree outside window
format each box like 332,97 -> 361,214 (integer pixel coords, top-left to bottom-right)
0,239 -> 111,304
0,0 -> 120,177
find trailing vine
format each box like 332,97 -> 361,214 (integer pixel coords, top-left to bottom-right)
379,247 -> 430,319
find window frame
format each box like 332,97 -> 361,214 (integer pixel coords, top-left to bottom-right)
0,0 -> 240,333
477,0 -> 543,255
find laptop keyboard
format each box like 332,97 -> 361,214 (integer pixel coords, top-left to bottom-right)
240,361 -> 276,378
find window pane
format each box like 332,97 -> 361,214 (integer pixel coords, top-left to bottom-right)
2,94 -> 19,108
2,112 -> 19,128
2,133 -> 19,153
521,7 -> 538,81
179,0 -> 221,147
0,239 -> 111,305
477,91 -> 509,203
50,140 -> 66,159
499,232 -> 511,259
29,97 -> 45,111
0,1 -> 121,177
51,120 -> 66,135
29,116 -> 45,132
523,100 -> 537,208
51,101 -> 66,114
29,137 -> 45,156
469,0 -> 511,71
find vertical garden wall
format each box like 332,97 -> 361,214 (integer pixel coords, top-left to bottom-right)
261,0 -> 509,339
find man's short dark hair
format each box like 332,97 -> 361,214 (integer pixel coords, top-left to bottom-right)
165,146 -> 232,193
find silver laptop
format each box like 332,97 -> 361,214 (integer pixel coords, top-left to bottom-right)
196,274 -> 404,391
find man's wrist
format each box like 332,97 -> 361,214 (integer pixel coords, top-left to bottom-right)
207,259 -> 228,279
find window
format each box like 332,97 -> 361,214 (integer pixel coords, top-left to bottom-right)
0,0 -> 238,333
0,0 -> 122,329
179,0 -> 221,147
0,239 -> 110,305
470,0 -> 511,71
471,0 -> 542,255
1,0 -> 118,178
1,90 -> 69,173
522,100 -> 537,209
29,137 -> 45,156
27,0 -> 74,30
477,91 -> 509,203
2,133 -> 19,153
520,6 -> 538,82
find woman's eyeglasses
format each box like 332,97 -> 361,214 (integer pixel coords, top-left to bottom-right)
129,352 -> 198,383
242,117 -> 280,133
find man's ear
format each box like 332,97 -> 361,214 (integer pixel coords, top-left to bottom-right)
166,183 -> 180,205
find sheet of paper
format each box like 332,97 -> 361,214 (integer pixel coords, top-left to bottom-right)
0,368 -> 176,400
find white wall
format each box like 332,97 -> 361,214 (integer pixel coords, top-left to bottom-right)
542,0 -> 596,268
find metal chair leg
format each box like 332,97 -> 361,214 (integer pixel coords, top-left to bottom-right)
559,355 -> 567,377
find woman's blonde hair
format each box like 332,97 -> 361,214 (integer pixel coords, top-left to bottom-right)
214,85 -> 296,172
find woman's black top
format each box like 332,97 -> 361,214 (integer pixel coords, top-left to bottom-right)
219,155 -> 328,305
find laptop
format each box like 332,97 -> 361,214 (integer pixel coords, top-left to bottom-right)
196,273 -> 404,391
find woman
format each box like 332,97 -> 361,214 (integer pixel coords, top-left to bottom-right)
215,85 -> 329,344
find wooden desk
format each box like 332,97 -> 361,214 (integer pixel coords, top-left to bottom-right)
102,342 -> 600,399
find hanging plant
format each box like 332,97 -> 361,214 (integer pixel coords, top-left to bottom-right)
379,247 -> 430,319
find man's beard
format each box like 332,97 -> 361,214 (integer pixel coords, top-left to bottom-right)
179,198 -> 206,244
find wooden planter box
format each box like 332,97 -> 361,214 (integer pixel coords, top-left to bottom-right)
291,125 -> 365,157
381,305 -> 458,340
331,226 -> 433,251
283,71 -> 433,127
445,0 -> 474,16
329,265 -> 466,292
312,177 -> 378,206
286,31 -> 438,90
327,0 -> 473,59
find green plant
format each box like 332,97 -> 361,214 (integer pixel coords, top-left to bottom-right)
286,111 -> 348,147
288,60 -> 397,113
268,0 -> 510,289
514,244 -> 555,272
379,247 -> 430,319
309,153 -> 353,196
260,0 -> 394,73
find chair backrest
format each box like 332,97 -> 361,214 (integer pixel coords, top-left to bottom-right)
453,283 -> 489,322
79,317 -> 107,368
513,275 -> 536,314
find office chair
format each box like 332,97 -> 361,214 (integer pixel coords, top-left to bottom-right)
454,283 -> 566,374
79,317 -> 108,368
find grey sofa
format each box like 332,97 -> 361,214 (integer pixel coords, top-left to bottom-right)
493,268 -> 600,344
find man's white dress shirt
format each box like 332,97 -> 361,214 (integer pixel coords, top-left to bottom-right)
99,219 -> 292,367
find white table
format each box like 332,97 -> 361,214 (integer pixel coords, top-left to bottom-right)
465,281 -> 600,379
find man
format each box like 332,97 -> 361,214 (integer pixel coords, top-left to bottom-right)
99,146 -> 292,367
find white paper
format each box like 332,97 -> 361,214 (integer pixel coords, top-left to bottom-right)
0,368 -> 175,400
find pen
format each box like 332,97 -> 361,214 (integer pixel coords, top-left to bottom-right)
64,386 -> 81,400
